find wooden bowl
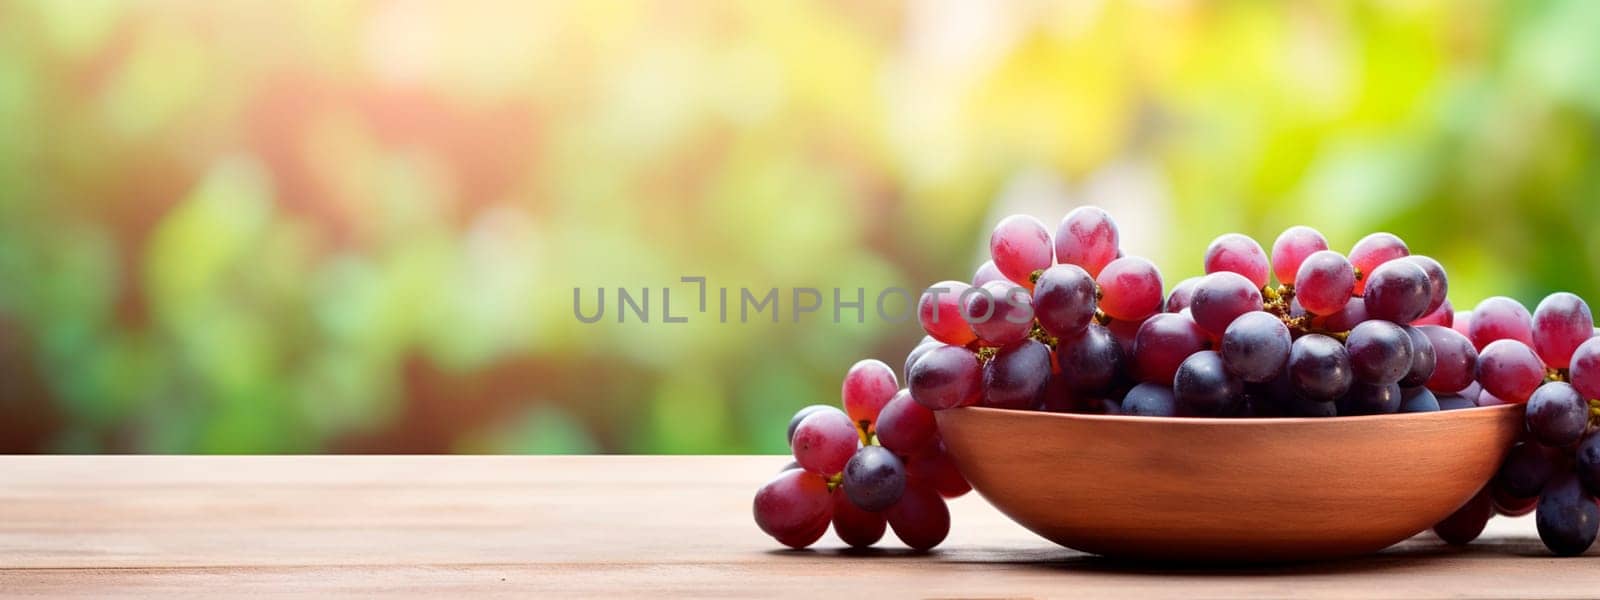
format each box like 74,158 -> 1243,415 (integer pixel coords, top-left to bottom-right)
935,404 -> 1523,562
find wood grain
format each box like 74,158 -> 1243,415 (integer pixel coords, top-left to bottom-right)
0,455 -> 1593,598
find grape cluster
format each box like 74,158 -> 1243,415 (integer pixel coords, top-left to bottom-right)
754,205 -> 1600,556
1444,293 -> 1600,556
752,359 -> 971,550
908,207 -> 1461,421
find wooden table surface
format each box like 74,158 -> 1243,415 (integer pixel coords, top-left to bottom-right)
0,456 -> 1594,598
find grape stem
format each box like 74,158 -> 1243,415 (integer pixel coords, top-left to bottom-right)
1261,284 -> 1350,341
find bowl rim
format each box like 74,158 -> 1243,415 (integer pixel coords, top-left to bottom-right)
944,402 -> 1522,425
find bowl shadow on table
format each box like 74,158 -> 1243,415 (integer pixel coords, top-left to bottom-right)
770,535 -> 1561,576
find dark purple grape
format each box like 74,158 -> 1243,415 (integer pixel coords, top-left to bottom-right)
1219,311 -> 1291,383
1399,387 -> 1440,413
903,340 -> 938,384
1578,434 -> 1600,497
1315,297 -> 1369,332
1338,383 -> 1402,416
886,483 -> 950,551
1056,324 -> 1123,395
842,446 -> 907,512
832,490 -> 886,548
1476,339 -> 1545,404
1527,382 -> 1588,447
962,281 -> 1034,347
1536,473 -> 1599,556
1204,233 -> 1269,289
1346,320 -> 1415,385
1032,264 -> 1097,338
1533,292 -> 1594,369
1173,350 -> 1242,417
787,405 -> 843,448
1419,325 -> 1477,393
1495,441 -> 1562,499
908,345 -> 982,410
1122,382 -> 1178,417
1433,487 -> 1491,546
1293,250 -> 1355,316
982,339 -> 1052,410
1362,260 -> 1432,323
1131,312 -> 1211,385
1402,255 -> 1449,316
1287,334 -> 1353,402
1399,326 -> 1436,388
1190,271 -> 1264,338
1436,394 -> 1475,410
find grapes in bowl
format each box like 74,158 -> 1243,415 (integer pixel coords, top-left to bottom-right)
754,207 -> 1600,560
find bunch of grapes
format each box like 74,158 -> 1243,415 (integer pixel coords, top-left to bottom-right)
908,207 -> 1458,421
1436,293 -> 1600,556
752,360 -> 971,551
754,205 -> 1600,556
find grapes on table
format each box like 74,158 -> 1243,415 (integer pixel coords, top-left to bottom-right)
755,205 -> 1600,557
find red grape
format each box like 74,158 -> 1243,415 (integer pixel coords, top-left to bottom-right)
1204,233 -> 1270,289
1190,271 -> 1263,338
1270,225 -> 1329,286
753,469 -> 833,549
1054,206 -> 1120,277
1532,292 -> 1593,369
918,281 -> 977,346
962,281 -> 1034,347
1412,298 -> 1453,327
1096,256 -> 1164,322
1314,296 -> 1368,332
1475,339 -> 1545,404
1293,250 -> 1355,316
1131,312 -> 1211,385
971,260 -> 1006,288
906,448 -> 970,498
875,389 -> 937,456
1165,276 -> 1201,313
831,490 -> 886,548
1469,296 -> 1534,351
886,483 -> 950,551
1349,232 -> 1409,295
841,359 -> 898,431
1452,309 -> 1473,338
989,215 -> 1053,288
791,410 -> 860,475
1570,337 -> 1600,401
907,344 -> 982,410
787,405 -> 843,448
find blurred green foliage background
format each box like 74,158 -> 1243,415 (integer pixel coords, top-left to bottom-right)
2,1 -> 1598,453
